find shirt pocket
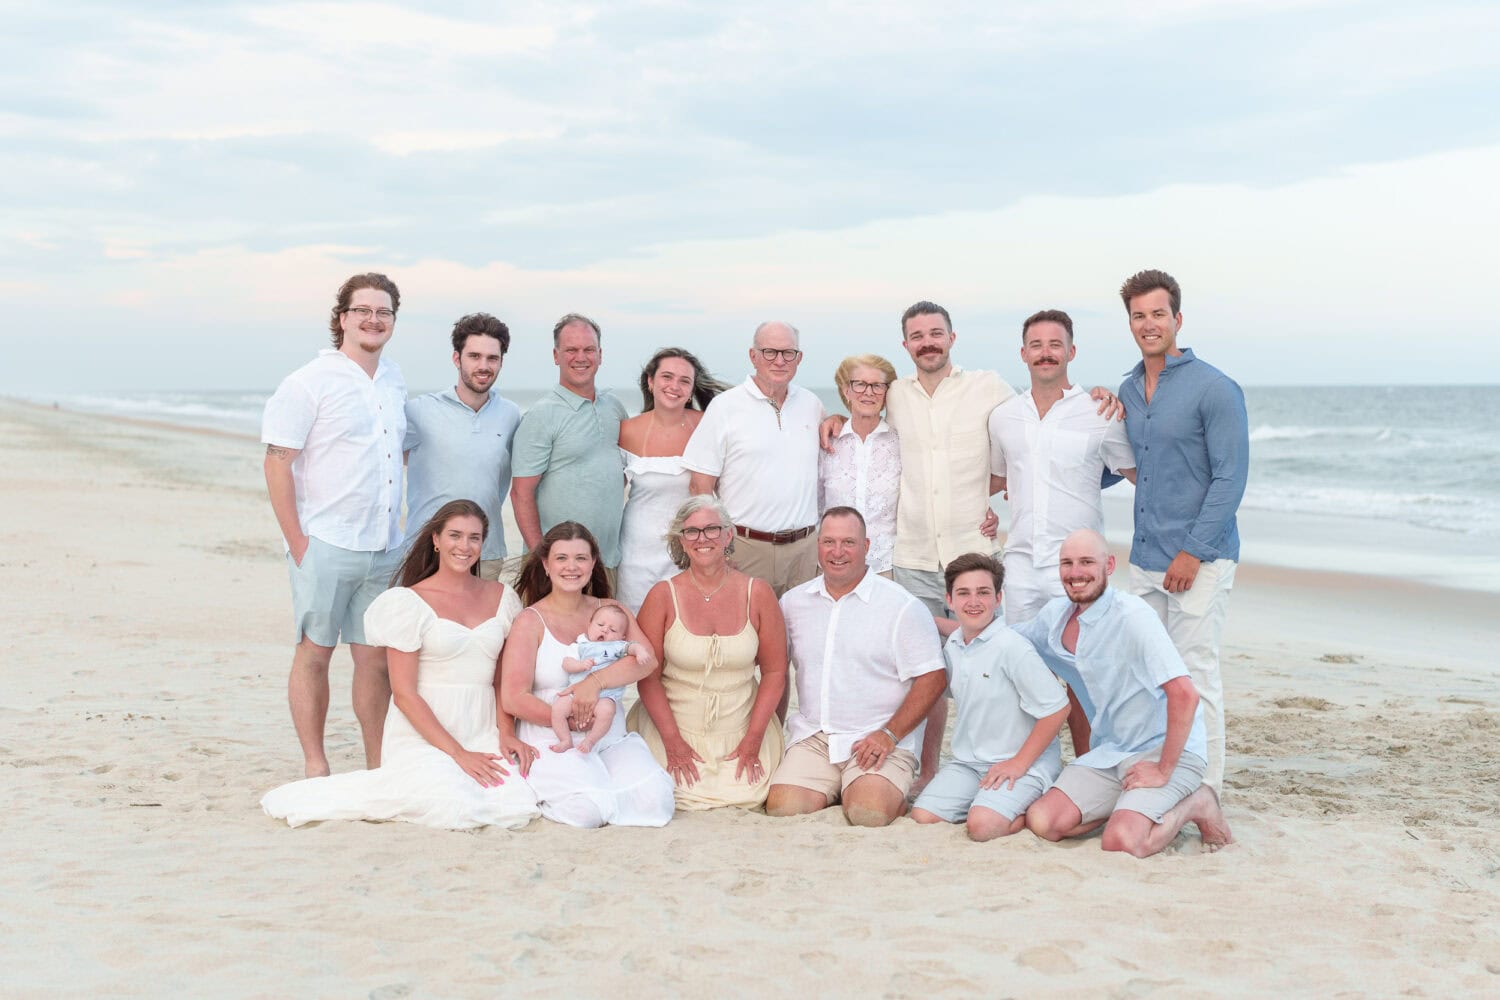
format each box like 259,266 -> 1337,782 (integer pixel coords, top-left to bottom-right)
1049,429 -> 1093,469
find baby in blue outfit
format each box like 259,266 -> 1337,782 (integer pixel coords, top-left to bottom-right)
551,604 -> 655,753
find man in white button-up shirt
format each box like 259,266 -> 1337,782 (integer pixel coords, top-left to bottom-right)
767,507 -> 947,827
989,310 -> 1136,624
262,273 -> 407,778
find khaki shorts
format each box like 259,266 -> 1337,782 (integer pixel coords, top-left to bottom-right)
1053,750 -> 1206,825
730,533 -> 818,598
769,731 -> 918,805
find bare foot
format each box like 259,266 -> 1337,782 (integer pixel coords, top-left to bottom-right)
1185,786 -> 1234,850
550,740 -> 573,753
576,738 -> 595,754
304,759 -> 331,778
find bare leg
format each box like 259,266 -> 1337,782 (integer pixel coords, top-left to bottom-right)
550,694 -> 576,752
348,642 -> 389,770
842,774 -> 905,828
577,700 -> 616,753
287,639 -> 335,777
1101,786 -> 1235,858
765,784 -> 830,817
909,807 -> 948,825
912,699 -> 947,798
966,806 -> 1026,842
1025,788 -> 1106,842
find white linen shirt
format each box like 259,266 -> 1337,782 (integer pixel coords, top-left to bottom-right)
988,385 -> 1136,568
780,570 -> 945,763
817,420 -> 900,573
261,349 -> 406,552
886,366 -> 1014,572
944,617 -> 1068,769
681,376 -> 824,532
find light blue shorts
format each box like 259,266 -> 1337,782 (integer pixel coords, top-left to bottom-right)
912,759 -> 1056,823
287,537 -> 402,647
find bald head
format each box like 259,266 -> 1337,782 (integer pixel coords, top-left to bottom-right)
752,320 -> 800,349
1060,528 -> 1108,562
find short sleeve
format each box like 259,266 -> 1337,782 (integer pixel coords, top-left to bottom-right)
362,588 -> 430,652
892,596 -> 944,681
1001,636 -> 1069,719
511,406 -> 556,478
680,395 -> 727,477
261,373 -> 317,448
1100,414 -> 1135,474
402,398 -> 422,452
987,406 -> 1008,477
1121,599 -> 1189,691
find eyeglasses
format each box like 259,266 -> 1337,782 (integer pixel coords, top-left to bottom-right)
681,525 -> 726,541
346,306 -> 396,321
756,348 -> 802,362
848,380 -> 888,395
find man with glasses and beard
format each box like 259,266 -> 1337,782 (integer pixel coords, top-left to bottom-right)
403,312 -> 521,582
262,272 -> 407,778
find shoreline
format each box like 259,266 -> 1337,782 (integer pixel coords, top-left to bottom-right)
3,396 -> 1498,995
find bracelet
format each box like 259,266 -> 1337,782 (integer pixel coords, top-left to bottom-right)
879,726 -> 898,745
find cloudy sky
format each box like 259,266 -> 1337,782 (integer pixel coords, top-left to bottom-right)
4,0 -> 1497,395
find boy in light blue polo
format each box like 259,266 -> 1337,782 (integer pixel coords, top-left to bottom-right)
911,553 -> 1070,841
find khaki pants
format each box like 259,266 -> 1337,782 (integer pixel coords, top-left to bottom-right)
730,533 -> 818,598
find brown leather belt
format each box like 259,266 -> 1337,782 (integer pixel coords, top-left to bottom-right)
735,524 -> 816,545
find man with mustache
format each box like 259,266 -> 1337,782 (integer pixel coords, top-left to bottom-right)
511,313 -> 629,580
1018,529 -> 1232,856
262,272 -> 407,777
402,313 -> 521,581
988,309 -> 1136,624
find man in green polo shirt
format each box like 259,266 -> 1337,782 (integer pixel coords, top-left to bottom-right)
510,313 -> 628,572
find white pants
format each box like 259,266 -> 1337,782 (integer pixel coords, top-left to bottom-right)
1129,559 -> 1236,795
1001,555 -> 1064,626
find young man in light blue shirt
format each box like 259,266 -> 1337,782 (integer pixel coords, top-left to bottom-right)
1117,269 -> 1249,797
1016,529 -> 1233,857
403,313 -> 521,581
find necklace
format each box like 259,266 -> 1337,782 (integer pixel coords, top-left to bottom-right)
687,567 -> 728,603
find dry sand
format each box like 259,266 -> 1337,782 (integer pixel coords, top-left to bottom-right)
2,398 -> 1498,997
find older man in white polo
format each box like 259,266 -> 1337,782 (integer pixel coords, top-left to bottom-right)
684,320 -> 824,597
766,506 -> 947,827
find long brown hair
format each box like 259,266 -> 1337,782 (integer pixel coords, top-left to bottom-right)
514,521 -> 612,605
392,499 -> 488,588
638,347 -> 729,412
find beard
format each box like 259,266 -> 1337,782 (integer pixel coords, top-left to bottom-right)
1064,574 -> 1109,606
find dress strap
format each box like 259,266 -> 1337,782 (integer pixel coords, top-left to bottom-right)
667,576 -> 684,619
744,575 -> 754,616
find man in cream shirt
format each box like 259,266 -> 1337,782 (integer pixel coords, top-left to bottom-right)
767,507 -> 947,827
989,309 -> 1136,623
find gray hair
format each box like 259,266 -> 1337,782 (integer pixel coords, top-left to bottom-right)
552,312 -> 602,345
751,320 -> 800,349
664,495 -> 737,569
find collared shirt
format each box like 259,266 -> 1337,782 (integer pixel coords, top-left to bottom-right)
817,419 -> 900,572
261,349 -> 406,552
403,388 -> 522,561
886,366 -> 1015,572
682,376 -> 824,532
944,617 -> 1069,768
511,384 -> 628,567
780,570 -> 944,763
988,385 -> 1136,568
1119,348 -> 1249,571
1012,587 -> 1207,769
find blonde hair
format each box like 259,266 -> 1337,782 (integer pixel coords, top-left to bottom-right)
833,354 -> 898,413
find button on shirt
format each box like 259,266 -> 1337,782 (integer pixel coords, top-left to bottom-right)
682,377 -> 824,532
1118,349 -> 1249,572
886,366 -> 1015,572
1012,588 -> 1207,769
817,420 -> 900,573
988,385 -> 1136,568
944,617 -> 1069,769
511,385 -> 628,567
261,349 -> 406,552
403,388 -> 522,562
780,570 -> 945,763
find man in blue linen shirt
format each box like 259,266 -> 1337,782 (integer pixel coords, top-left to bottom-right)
403,313 -> 522,580
1016,529 -> 1233,857
1116,269 -> 1249,797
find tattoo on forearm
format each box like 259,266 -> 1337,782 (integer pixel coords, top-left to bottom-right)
266,445 -> 292,460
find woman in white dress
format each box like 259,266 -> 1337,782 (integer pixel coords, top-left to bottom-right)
818,354 -> 903,577
500,521 -> 675,828
262,500 -> 541,830
615,348 -> 728,612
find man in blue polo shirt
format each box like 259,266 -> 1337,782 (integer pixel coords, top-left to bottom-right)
403,312 -> 522,580
1116,269 -> 1249,797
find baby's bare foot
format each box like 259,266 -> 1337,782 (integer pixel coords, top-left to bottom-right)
576,738 -> 595,754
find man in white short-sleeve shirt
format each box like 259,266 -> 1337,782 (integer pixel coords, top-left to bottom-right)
262,272 -> 407,778
1015,529 -> 1233,857
989,309 -> 1136,624
767,507 -> 947,827
684,320 -> 824,596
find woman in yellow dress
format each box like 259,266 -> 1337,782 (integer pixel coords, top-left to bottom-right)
627,496 -> 787,809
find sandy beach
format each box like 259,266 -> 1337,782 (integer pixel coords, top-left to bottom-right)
2,396 -> 1498,998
